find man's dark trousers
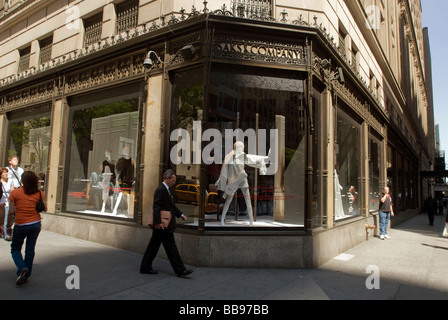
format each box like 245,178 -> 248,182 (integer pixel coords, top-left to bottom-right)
140,228 -> 185,274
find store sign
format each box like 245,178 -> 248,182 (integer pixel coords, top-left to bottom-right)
213,35 -> 307,65
216,42 -> 303,60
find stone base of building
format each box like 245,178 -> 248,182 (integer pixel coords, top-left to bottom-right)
40,211 -> 418,269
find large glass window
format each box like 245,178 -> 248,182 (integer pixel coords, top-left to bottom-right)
203,66 -> 306,227
335,109 -> 361,220
64,91 -> 139,219
168,67 -> 204,227
369,134 -> 382,212
6,104 -> 52,191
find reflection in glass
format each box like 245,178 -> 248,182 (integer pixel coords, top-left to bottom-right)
169,68 -> 204,226
369,135 -> 381,212
205,66 -> 306,227
8,108 -> 51,191
335,109 -> 361,220
65,100 -> 139,219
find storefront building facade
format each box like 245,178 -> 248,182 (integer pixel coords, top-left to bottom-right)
0,0 -> 433,267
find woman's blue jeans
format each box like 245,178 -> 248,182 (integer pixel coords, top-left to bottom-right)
3,205 -> 11,237
10,221 -> 41,278
379,211 -> 391,236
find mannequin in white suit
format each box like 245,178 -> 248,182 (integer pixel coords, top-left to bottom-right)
215,141 -> 270,226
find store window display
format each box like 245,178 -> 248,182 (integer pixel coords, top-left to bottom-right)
64,98 -> 139,219
6,105 -> 51,192
169,68 -> 204,226
205,66 -> 307,227
369,135 -> 382,212
168,66 -> 307,228
335,109 -> 361,220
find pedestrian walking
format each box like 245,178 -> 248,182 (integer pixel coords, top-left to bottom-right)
424,194 -> 435,226
7,155 -> 24,189
378,187 -> 394,240
140,169 -> 193,277
8,171 -> 46,285
0,167 -> 14,240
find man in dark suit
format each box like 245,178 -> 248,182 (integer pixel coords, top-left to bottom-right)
140,169 -> 193,277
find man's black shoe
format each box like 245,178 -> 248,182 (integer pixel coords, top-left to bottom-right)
177,269 -> 193,277
141,269 -> 158,274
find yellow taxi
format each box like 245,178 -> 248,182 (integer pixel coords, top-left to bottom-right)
205,192 -> 223,213
174,184 -> 200,204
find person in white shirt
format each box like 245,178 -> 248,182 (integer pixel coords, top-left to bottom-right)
0,167 -> 14,240
8,155 -> 24,189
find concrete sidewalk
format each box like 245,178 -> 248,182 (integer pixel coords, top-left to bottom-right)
1,211 -> 447,300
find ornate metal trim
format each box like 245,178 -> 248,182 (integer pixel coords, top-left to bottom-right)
65,52 -> 145,95
0,80 -> 55,112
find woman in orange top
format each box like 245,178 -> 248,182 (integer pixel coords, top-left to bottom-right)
8,171 -> 46,285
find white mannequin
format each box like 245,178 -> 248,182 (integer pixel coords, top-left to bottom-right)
100,150 -> 115,214
334,169 -> 346,219
215,141 -> 269,226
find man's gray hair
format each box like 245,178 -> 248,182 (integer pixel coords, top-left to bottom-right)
163,169 -> 176,180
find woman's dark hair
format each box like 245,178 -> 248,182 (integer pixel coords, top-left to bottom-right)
21,171 -> 40,195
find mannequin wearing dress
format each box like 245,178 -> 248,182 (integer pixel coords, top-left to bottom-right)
100,150 -> 116,213
113,146 -> 134,215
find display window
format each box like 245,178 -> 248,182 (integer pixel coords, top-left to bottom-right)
63,88 -> 140,219
168,65 -> 307,228
369,134 -> 382,212
6,104 -> 52,191
168,67 -> 204,227
334,108 -> 361,220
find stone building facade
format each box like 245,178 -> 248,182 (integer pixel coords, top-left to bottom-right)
0,0 -> 434,268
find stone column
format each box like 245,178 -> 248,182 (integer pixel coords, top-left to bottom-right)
273,115 -> 285,222
361,122 -> 369,217
322,88 -> 334,228
0,114 -> 8,161
141,74 -> 163,225
47,98 -> 68,213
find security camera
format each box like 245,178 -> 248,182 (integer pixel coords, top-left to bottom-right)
143,56 -> 153,69
143,51 -> 163,69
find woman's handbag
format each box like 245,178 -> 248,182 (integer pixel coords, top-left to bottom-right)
36,191 -> 46,213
